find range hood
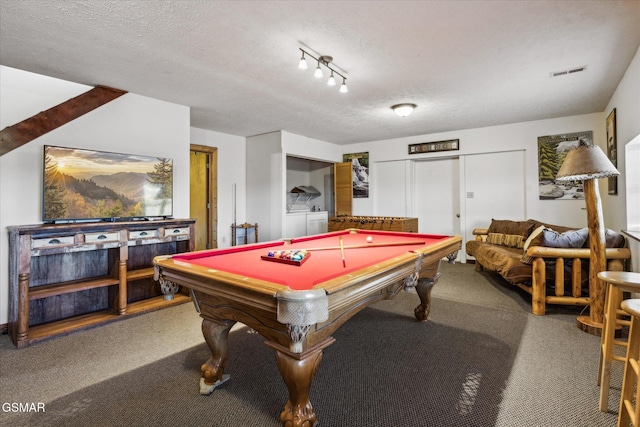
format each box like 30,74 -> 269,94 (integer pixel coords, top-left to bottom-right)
287,186 -> 321,212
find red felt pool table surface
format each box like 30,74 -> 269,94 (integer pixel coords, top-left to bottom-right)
171,229 -> 450,290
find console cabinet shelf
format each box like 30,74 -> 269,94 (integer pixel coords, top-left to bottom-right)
8,219 -> 195,348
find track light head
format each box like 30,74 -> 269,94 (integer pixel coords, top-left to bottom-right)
339,79 -> 348,93
327,71 -> 336,86
298,51 -> 308,70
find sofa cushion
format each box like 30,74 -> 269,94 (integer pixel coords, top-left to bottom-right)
604,229 -> 626,248
488,219 -> 537,237
528,220 -> 577,235
468,242 -> 533,284
540,227 -> 589,248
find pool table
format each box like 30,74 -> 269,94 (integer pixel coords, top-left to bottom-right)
153,229 -> 461,427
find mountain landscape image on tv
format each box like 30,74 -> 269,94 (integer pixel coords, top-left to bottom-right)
43,145 -> 173,222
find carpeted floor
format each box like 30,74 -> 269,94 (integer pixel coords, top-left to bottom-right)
0,262 -> 619,426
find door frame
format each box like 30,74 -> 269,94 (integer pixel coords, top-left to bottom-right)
190,144 -> 218,249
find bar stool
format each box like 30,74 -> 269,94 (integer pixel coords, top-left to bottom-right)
618,298 -> 640,426
598,271 -> 640,412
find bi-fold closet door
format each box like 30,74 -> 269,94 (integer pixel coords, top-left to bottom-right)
374,151 -> 526,263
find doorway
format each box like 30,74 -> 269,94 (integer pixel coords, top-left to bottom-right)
190,145 -> 218,250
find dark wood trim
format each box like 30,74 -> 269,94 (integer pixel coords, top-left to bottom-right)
0,85 -> 127,156
190,144 -> 218,249
623,230 -> 640,243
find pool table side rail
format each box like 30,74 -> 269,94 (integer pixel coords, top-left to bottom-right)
154,256 -> 289,297
314,235 -> 462,294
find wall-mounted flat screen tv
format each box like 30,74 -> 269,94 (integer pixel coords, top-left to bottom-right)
43,145 -> 173,223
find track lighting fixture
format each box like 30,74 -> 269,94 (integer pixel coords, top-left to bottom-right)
298,48 -> 348,94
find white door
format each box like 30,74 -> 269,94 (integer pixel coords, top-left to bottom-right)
414,158 -> 460,236
374,160 -> 408,216
464,151 -> 526,235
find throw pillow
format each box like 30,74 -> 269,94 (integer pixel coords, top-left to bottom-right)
540,227 -> 589,248
486,233 -> 505,245
504,234 -> 525,249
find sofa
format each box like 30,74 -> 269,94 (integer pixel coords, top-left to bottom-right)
466,219 -> 631,315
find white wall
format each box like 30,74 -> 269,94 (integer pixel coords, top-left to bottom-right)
343,113 -> 604,230
190,127 -> 246,247
605,45 -> 640,272
246,132 -> 283,241
0,66 -> 190,326
281,131 -> 342,163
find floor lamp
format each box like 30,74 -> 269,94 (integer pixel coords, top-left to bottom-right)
556,139 -> 619,335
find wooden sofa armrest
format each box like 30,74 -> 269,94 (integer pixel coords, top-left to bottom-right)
527,246 -> 631,260
472,228 -> 489,241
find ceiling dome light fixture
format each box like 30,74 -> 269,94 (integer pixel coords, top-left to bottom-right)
298,48 -> 348,94
391,103 -> 417,117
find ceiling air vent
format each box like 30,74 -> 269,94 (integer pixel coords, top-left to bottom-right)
550,66 -> 587,77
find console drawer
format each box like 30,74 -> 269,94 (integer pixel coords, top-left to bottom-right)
32,235 -> 75,249
164,227 -> 190,238
85,232 -> 120,244
129,229 -> 158,240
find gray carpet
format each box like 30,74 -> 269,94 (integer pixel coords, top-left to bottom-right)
0,263 -> 618,426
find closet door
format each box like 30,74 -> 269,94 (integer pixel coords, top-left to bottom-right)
334,162 -> 353,216
414,158 -> 460,236
464,150 -> 526,237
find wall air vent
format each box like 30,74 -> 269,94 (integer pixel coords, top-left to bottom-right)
550,66 -> 587,77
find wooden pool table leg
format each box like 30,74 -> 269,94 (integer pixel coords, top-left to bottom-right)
414,273 -> 441,321
268,339 -> 335,427
199,318 -> 236,395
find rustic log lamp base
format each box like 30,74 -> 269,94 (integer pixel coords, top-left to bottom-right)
556,139 -> 620,336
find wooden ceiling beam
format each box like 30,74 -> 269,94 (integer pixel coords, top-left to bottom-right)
0,85 -> 127,156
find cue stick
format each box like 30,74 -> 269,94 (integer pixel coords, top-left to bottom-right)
339,236 -> 346,267
303,240 -> 426,251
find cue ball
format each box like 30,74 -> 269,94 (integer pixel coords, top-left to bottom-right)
366,236 -> 373,243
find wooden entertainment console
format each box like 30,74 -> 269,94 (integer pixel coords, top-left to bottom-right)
7,219 -> 195,348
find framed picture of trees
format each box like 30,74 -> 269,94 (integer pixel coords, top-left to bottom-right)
537,131 -> 593,200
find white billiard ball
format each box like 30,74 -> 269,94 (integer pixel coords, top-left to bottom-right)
366,236 -> 373,243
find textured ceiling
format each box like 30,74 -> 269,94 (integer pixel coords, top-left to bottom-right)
1,1 -> 639,145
